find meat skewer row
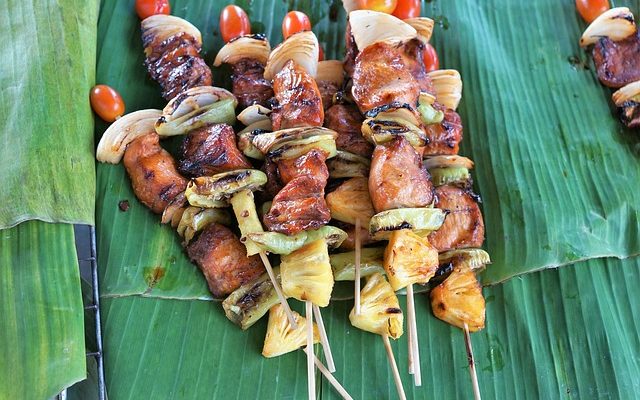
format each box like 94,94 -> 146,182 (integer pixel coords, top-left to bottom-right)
579,7 -> 640,128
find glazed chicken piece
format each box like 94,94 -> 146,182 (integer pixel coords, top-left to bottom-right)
178,123 -> 252,178
324,104 -> 374,158
271,60 -> 324,130
368,136 -> 434,213
230,59 -> 274,108
428,185 -> 485,252
317,80 -> 341,110
262,158 -> 283,200
422,106 -> 463,156
123,133 -> 188,214
142,31 -> 212,101
402,38 -> 436,94
343,23 -> 358,77
187,223 -> 265,298
593,33 -> 640,88
276,149 -> 330,184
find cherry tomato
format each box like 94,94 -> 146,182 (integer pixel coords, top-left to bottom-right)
357,0 -> 398,14
576,0 -> 610,23
282,11 -> 312,39
90,85 -> 125,123
318,46 -> 325,61
220,5 -> 251,43
392,0 -> 420,19
422,43 -> 439,72
135,0 -> 170,20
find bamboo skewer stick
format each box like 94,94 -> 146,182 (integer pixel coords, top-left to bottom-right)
259,252 -> 298,329
382,334 -> 406,400
406,284 -> 421,386
303,348 -> 353,400
354,218 -> 362,315
464,322 -> 481,400
313,304 -> 336,372
306,301 -> 316,400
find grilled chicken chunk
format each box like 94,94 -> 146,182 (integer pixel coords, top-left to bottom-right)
271,60 -> 324,130
344,23 -> 358,77
178,124 -> 252,178
324,104 -> 374,157
422,106 -> 463,156
369,136 -> 434,213
317,80 -> 341,110
428,185 -> 484,252
593,33 -> 640,88
276,149 -> 330,185
187,223 -> 265,298
262,158 -> 283,199
142,31 -> 213,101
231,59 -> 274,108
123,133 -> 188,214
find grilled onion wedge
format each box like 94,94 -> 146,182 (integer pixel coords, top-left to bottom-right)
580,7 -> 637,47
262,304 -> 320,358
327,150 -> 371,178
176,207 -> 231,245
96,109 -> 161,164
223,267 -> 282,330
349,273 -> 403,339
369,207 -> 445,240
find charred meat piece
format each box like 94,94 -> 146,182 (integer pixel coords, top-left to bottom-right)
123,133 -> 188,214
271,60 -> 324,130
403,39 -> 436,94
262,158 -> 283,200
618,100 -> 640,128
187,223 -> 265,297
369,136 -> 434,213
143,32 -> 213,101
324,104 -> 374,157
317,80 -> 341,110
276,149 -> 330,185
344,23 -> 358,77
422,106 -> 463,156
593,33 -> 640,88
231,59 -> 274,108
178,124 -> 252,178
428,185 -> 485,252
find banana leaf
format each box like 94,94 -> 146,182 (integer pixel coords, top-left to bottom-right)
0,0 -> 98,228
0,221 -> 86,399
99,256 -> 640,399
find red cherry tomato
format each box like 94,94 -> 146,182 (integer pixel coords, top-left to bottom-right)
282,11 -> 312,39
90,85 -> 125,123
357,0 -> 398,14
220,5 -> 251,43
135,0 -> 170,20
392,0 -> 421,19
422,43 -> 439,72
575,0 -> 610,23
318,46 -> 325,61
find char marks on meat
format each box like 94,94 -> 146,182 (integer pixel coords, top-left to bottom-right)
178,124 -> 251,178
276,149 -> 330,184
231,59 -> 274,108
428,185 -> 484,252
123,133 -> 188,214
422,105 -> 463,156
324,104 -> 374,157
593,33 -> 640,88
343,23 -> 358,77
318,80 -> 341,110
368,136 -> 434,213
271,60 -> 324,130
187,223 -> 265,297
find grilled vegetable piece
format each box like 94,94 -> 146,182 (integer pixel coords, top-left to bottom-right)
580,7 -> 636,48
349,273 -> 403,339
178,123 -> 252,177
612,81 -> 640,128
431,266 -> 485,332
185,169 -> 267,205
424,155 -> 474,186
427,185 -> 485,252
369,136 -> 434,213
248,226 -> 347,255
186,223 -> 265,298
324,104 -> 373,157
96,109 -> 161,164
223,267 -> 282,330
326,177 -> 375,225
327,150 -> 371,178
422,106 -> 463,156
271,60 -> 324,130
592,32 -> 640,88
268,134 -> 337,162
176,206 -> 232,244
427,69 -> 462,110
264,30 -> 320,80
369,207 -> 445,240
348,10 -> 416,52
123,133 -> 188,214
141,15 -> 212,100
229,189 -> 264,256
331,247 -> 385,281
438,249 -> 491,273
155,86 -> 237,136
262,304 -> 320,358
361,108 -> 427,147
383,229 -> 439,291
280,239 -> 334,307
237,104 -> 272,126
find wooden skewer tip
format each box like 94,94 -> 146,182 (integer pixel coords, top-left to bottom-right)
382,334 -> 407,400
313,304 -> 336,373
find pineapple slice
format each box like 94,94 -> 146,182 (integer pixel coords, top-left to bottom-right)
325,177 -> 375,225
383,229 -> 439,291
281,239 -> 334,307
349,273 -> 403,339
430,266 -> 485,332
262,304 -> 320,358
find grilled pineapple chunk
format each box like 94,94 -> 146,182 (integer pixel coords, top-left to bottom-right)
262,304 -> 320,358
281,239 -> 334,307
349,273 -> 403,339
326,177 -> 375,225
383,229 -> 439,291
430,266 -> 485,332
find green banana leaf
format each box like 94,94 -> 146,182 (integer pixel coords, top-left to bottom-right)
99,256 -> 640,399
0,221 -> 86,399
0,0 -> 98,228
